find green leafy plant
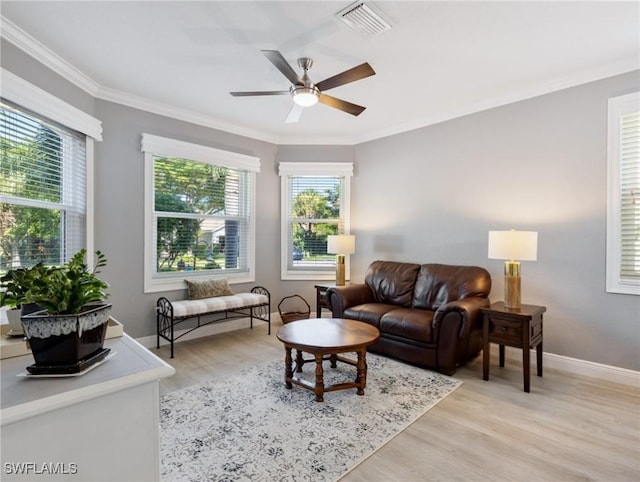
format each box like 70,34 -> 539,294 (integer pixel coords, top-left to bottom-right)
0,264 -> 50,309
23,249 -> 110,315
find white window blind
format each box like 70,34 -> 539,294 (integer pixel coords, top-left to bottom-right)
279,162 -> 352,281
607,92 -> 640,295
142,134 -> 259,292
0,101 -> 86,271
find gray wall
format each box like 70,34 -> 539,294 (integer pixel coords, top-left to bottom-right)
353,71 -> 640,371
93,101 -> 282,338
3,39 -> 639,369
1,41 -> 95,114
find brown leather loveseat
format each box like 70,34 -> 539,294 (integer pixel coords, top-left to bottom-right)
327,260 -> 491,375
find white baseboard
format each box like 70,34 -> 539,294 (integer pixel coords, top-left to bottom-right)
136,316 -> 639,388
501,346 -> 639,388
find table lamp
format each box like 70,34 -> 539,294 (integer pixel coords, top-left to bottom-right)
327,235 -> 356,286
488,230 -> 538,309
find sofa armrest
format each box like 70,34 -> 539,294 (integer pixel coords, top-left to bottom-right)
433,297 -> 490,339
432,297 -> 489,375
326,284 -> 375,317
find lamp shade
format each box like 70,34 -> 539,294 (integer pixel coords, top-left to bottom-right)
488,230 -> 537,261
327,235 -> 356,255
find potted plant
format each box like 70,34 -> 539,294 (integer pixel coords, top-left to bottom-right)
0,263 -> 49,334
17,249 -> 112,373
0,285 -> 24,335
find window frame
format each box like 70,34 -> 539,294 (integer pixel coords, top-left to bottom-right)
606,91 -> 640,295
279,162 -> 353,281
0,69 -> 101,265
141,134 -> 260,293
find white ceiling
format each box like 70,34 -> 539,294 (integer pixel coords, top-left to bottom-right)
2,1 -> 639,145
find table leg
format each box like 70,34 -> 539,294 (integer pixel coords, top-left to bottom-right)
537,340 -> 543,377
483,319 -> 490,381
537,316 -> 543,377
499,345 -> 505,367
523,346 -> 531,392
523,320 -> 531,393
314,353 -> 324,402
295,350 -> 304,373
284,347 -> 293,389
316,288 -> 323,318
356,349 -> 367,395
329,354 -> 338,368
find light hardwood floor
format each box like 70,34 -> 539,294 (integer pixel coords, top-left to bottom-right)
157,321 -> 640,482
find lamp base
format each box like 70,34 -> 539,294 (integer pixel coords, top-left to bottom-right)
335,254 -> 346,286
504,275 -> 521,309
504,261 -> 521,309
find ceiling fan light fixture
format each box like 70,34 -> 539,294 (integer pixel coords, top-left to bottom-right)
291,86 -> 319,107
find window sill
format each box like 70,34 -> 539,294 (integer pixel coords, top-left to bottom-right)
144,273 -> 255,294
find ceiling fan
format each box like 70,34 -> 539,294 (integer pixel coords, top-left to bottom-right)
230,50 -> 375,123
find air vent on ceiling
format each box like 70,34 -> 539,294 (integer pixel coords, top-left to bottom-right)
336,1 -> 392,38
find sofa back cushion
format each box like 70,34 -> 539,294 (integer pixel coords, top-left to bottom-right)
413,264 -> 491,310
365,261 -> 421,307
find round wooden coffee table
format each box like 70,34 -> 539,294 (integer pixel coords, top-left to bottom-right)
276,318 -> 380,402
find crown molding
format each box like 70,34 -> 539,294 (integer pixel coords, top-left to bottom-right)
3,13 -> 638,147
95,85 -> 281,144
1,16 -> 100,96
272,133 -> 359,145
96,85 -> 358,145
0,15 -> 352,144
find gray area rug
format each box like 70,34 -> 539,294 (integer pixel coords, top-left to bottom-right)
160,353 -> 461,481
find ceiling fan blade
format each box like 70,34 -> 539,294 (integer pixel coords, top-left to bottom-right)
285,103 -> 304,124
230,91 -> 289,97
315,63 -> 375,92
261,50 -> 302,86
318,94 -> 366,116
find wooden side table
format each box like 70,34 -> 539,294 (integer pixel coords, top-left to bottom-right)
481,302 -> 547,393
314,284 -> 334,317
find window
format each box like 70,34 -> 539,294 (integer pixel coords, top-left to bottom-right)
142,134 -> 260,292
279,162 -> 352,281
606,91 -> 640,295
0,71 -> 101,273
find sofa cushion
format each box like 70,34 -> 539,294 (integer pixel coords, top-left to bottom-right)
380,308 -> 434,343
413,264 -> 491,310
344,303 -> 398,329
365,261 -> 421,307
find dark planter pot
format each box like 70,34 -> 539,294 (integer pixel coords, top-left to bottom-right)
21,303 -> 112,367
21,302 -> 43,316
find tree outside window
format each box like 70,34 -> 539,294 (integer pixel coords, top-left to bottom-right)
0,104 -> 85,273
279,162 -> 352,281
153,156 -> 246,274
142,133 -> 260,293
290,180 -> 340,263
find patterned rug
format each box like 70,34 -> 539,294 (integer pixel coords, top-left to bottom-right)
160,353 -> 461,481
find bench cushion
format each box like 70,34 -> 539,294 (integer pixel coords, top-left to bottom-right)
171,293 -> 269,318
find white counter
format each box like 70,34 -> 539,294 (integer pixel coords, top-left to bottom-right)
1,334 -> 175,481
